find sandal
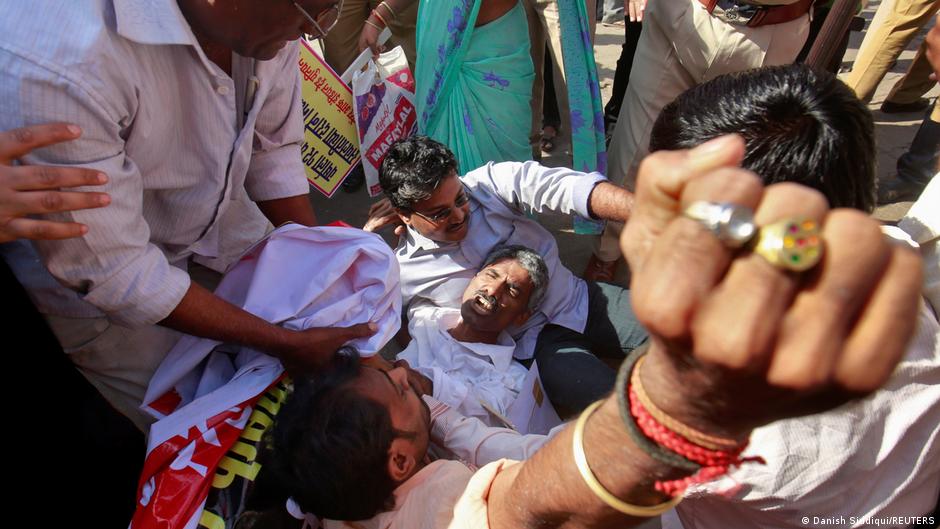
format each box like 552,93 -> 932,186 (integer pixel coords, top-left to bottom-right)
540,125 -> 558,153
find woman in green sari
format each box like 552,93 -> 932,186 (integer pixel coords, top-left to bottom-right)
358,0 -> 604,186
414,0 -> 533,171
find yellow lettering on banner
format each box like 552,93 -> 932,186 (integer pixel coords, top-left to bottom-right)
210,379 -> 291,488
213,450 -> 261,488
230,439 -> 258,461
199,510 -> 225,529
299,41 -> 360,198
241,409 -> 273,442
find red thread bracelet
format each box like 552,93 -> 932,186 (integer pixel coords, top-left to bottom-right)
628,384 -> 764,496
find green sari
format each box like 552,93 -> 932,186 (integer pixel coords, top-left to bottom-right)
415,0 -> 534,172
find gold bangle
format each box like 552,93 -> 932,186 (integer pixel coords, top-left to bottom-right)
632,356 -> 741,451
378,1 -> 397,19
572,400 -> 683,516
371,9 -> 389,28
364,18 -> 384,31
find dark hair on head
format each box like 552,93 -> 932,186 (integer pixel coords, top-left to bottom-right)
379,135 -> 459,210
649,64 -> 876,212
265,348 -> 399,521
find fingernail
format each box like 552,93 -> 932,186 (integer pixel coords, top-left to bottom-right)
66,124 -> 81,136
98,194 -> 111,206
368,322 -> 378,332
79,224 -> 88,234
95,172 -> 107,184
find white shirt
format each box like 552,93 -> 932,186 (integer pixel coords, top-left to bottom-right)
425,396 -> 561,470
398,306 -> 529,425
0,0 -> 309,327
900,175 -> 940,317
397,161 -> 607,359
663,304 -> 940,529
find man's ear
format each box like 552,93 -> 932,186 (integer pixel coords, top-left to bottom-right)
386,438 -> 417,483
396,208 -> 413,226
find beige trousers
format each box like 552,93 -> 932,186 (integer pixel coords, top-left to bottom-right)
525,0 -> 597,159
595,0 -> 809,261
46,264 -> 222,432
321,0 -> 419,75
48,314 -> 182,432
843,0 -> 939,103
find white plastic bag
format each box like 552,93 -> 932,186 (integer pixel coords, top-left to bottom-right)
350,45 -> 416,196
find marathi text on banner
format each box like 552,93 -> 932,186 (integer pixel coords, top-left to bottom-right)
299,41 -> 360,197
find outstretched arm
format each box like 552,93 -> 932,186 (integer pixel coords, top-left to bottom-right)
484,136 -> 921,529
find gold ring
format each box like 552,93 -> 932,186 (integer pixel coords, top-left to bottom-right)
752,218 -> 822,272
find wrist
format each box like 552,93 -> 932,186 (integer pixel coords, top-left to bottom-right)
368,9 -> 388,28
640,342 -> 752,442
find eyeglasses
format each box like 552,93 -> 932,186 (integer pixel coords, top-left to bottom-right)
411,185 -> 470,224
293,1 -> 342,40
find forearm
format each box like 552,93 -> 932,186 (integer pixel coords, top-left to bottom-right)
488,396 -> 687,529
257,194 -> 317,228
587,181 -> 635,223
487,347 -> 747,529
159,281 -> 294,358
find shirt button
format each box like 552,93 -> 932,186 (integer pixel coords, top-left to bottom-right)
216,85 -> 230,95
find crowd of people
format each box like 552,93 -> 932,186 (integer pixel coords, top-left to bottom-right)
1,0 -> 938,528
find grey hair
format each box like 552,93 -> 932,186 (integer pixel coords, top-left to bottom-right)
481,244 -> 549,311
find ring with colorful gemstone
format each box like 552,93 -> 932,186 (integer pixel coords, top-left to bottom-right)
751,218 -> 823,272
682,201 -> 758,249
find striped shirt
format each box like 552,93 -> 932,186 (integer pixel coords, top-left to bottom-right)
0,0 -> 309,326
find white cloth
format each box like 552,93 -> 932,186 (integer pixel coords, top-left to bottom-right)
397,160 -> 607,359
900,175 -> 940,317
135,226 -> 402,529
425,396 -> 561,468
144,224 -> 401,417
663,304 -> 940,529
398,306 -> 528,425
0,0 -> 309,326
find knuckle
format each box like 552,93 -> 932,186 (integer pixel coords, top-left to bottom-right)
11,127 -> 34,145
37,166 -> 59,186
40,192 -> 62,211
28,222 -> 53,239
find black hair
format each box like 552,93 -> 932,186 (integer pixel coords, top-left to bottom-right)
379,135 -> 459,210
266,349 -> 399,521
649,64 -> 876,212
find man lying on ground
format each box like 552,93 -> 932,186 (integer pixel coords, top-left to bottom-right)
647,63 -> 940,529
397,244 -> 550,425
367,135 -> 646,412
267,137 -> 924,528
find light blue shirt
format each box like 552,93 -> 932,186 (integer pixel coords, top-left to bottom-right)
397,160 -> 607,359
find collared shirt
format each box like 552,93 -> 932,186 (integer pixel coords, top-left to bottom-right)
0,0 -> 309,327
663,304 -> 940,529
398,306 -> 528,425
397,160 -> 607,359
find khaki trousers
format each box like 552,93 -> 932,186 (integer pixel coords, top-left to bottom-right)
321,0 -> 418,75
843,0 -> 939,103
525,0 -> 597,159
595,0 -> 808,262
45,264 -> 222,432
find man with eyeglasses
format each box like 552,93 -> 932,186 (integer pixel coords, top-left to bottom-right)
0,0 -> 361,430
374,135 -> 647,414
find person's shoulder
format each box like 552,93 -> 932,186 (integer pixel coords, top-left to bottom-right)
394,460 -> 474,529
1,0 -> 115,67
